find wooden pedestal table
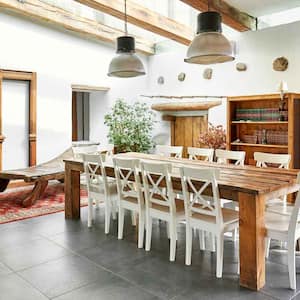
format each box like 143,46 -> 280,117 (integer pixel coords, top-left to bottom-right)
64,153 -> 299,291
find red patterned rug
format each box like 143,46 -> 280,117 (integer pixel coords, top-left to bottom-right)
0,183 -> 88,224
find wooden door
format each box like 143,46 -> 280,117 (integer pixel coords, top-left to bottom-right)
173,116 -> 208,157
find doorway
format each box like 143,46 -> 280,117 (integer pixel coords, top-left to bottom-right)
0,70 -> 37,170
72,91 -> 90,141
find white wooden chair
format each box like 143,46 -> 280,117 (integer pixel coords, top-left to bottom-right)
180,166 -> 239,278
72,145 -> 99,159
215,149 -> 246,166
82,153 -> 117,232
73,145 -> 99,189
265,173 -> 300,289
187,147 -> 214,162
155,145 -> 183,158
141,161 -> 185,261
216,149 -> 245,241
113,157 -> 145,248
254,152 -> 292,215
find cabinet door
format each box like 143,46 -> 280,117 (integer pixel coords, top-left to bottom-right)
2,80 -> 29,170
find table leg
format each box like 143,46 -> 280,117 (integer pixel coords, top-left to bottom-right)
238,192 -> 265,290
65,163 -> 80,219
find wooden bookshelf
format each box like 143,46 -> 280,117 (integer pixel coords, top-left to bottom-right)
227,93 -> 300,168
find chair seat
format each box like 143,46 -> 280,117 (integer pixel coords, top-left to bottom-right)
266,203 -> 294,216
151,198 -> 185,214
191,207 -> 239,225
265,212 -> 290,233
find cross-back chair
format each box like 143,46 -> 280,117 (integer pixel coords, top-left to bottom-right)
187,147 -> 214,162
113,157 -> 144,248
141,161 -> 185,261
180,166 -> 239,278
83,153 -> 117,232
155,145 -> 183,159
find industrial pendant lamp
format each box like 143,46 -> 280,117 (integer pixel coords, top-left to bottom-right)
184,0 -> 234,65
108,0 -> 145,77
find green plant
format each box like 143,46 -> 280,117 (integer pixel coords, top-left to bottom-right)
104,99 -> 156,153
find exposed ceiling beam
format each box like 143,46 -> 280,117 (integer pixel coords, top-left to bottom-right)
180,0 -> 257,32
75,0 -> 194,45
0,0 -> 155,55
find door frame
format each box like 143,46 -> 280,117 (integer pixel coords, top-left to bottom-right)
0,69 -> 37,170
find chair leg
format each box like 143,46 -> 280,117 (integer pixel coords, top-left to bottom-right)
145,214 -> 152,251
118,207 -> 125,240
87,197 -> 93,228
265,237 -> 271,259
138,212 -> 145,249
216,234 -> 224,278
104,200 -> 111,234
131,211 -> 137,226
166,222 -> 170,239
207,232 -> 216,252
111,198 -> 117,220
186,224 -> 193,265
288,240 -> 296,290
232,229 -> 238,242
169,219 -> 177,262
199,230 -> 206,250
95,197 -> 100,209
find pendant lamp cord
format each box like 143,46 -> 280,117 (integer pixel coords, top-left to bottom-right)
124,0 -> 128,35
207,0 -> 211,11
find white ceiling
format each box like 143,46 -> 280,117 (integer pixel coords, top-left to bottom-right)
226,0 -> 300,17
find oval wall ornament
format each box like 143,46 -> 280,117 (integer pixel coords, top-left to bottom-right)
273,57 -> 288,71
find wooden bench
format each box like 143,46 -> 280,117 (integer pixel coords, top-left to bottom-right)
0,148 -> 73,207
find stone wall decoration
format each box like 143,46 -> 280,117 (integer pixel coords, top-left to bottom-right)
178,72 -> 186,82
203,68 -> 213,80
236,62 -> 247,71
273,56 -> 289,71
157,76 -> 164,85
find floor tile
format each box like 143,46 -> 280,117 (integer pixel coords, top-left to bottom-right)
0,261 -> 13,276
54,276 -> 159,300
18,254 -> 115,298
0,238 -> 70,271
0,226 -> 41,249
0,273 -> 48,300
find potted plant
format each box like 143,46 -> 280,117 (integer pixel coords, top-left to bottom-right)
104,99 -> 155,153
199,123 -> 226,150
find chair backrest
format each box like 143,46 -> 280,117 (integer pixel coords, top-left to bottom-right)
141,161 -> 177,213
180,166 -> 222,225
288,173 -> 300,241
254,152 -> 291,169
99,144 -> 114,161
113,157 -> 142,202
82,153 -> 106,195
72,145 -> 98,159
215,149 -> 245,166
187,147 -> 214,162
155,145 -> 183,158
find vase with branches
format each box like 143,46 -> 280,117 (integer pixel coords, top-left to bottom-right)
199,122 -> 226,150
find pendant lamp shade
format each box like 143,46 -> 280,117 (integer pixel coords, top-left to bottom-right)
108,36 -> 145,78
185,11 -> 234,65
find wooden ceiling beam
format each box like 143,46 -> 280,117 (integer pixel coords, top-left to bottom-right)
75,0 -> 194,45
0,0 -> 155,55
180,0 -> 257,32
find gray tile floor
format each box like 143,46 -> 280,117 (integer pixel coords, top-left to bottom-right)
0,206 -> 300,300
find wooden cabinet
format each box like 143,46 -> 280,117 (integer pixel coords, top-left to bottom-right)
227,93 -> 300,168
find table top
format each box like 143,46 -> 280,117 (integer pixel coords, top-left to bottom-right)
65,152 -> 300,196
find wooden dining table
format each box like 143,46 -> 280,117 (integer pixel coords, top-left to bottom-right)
64,152 -> 299,291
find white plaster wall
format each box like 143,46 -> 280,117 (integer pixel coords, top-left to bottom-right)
0,13 -> 148,164
1,11 -> 300,161
147,21 -> 300,134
